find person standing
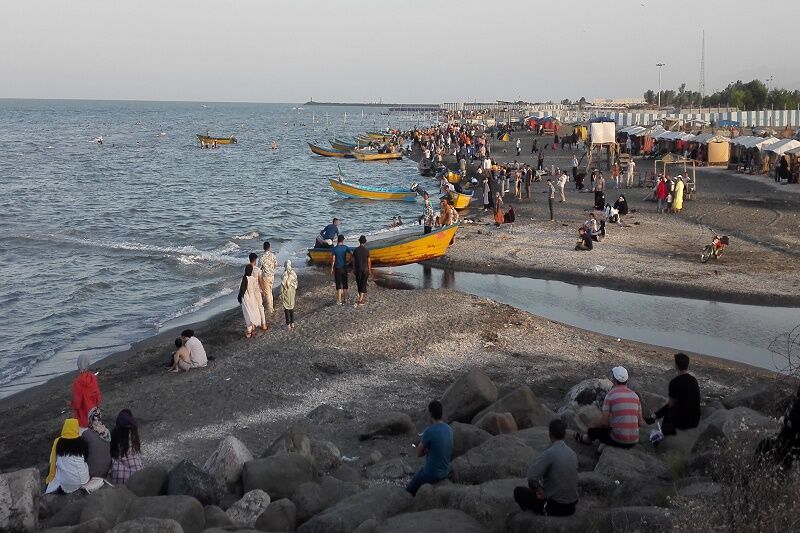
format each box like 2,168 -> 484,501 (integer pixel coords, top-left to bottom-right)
531,139 -> 538,154
612,162 -> 621,189
557,171 -> 567,202
494,192 -> 504,227
330,235 -> 351,305
593,173 -> 605,210
248,253 -> 268,330
352,235 -> 372,306
546,179 -> 555,221
406,400 -> 453,496
422,192 -> 435,234
258,241 -> 278,313
482,176 -> 491,211
237,264 -> 261,338
280,259 -> 297,329
626,159 -> 636,188
655,176 -> 669,214
72,354 -> 101,429
537,152 -> 545,171
571,154 -> 579,181
516,137 -> 521,156
673,175 -> 685,213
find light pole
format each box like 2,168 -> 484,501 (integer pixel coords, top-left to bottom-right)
656,63 -> 666,109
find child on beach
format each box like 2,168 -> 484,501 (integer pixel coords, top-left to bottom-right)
281,260 -> 298,329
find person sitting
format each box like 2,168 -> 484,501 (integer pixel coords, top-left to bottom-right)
406,400 -> 453,496
645,353 -> 701,436
72,354 -> 101,429
605,203 -> 622,225
576,366 -> 644,448
315,217 -> 340,248
110,409 -> 143,484
514,419 -> 578,516
614,194 -> 629,216
180,329 -> 207,369
574,227 -> 593,251
583,212 -> 602,242
81,407 -> 112,479
45,418 -> 90,494
503,205 -> 516,225
757,383 -> 800,470
169,337 -> 191,372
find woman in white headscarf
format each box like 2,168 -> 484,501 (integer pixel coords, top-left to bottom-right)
281,260 -> 298,329
238,264 -> 261,338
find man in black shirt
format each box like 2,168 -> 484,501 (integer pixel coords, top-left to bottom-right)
646,353 -> 701,435
352,235 -> 372,307
574,227 -> 593,251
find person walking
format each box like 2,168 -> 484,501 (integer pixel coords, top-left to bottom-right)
248,253 -> 268,331
280,259 -> 297,329
557,171 -> 567,202
537,152 -> 544,171
237,264 -> 261,339
258,241 -> 278,313
571,154 -> 579,181
330,235 -> 351,305
516,137 -> 521,156
546,178 -> 555,221
352,235 -> 371,306
626,159 -> 636,188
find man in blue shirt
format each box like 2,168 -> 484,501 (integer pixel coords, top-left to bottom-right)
406,400 -> 453,495
316,218 -> 340,248
330,235 -> 351,305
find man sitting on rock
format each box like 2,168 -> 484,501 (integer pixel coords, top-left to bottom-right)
514,419 -> 578,516
645,353 -> 701,435
406,400 -> 453,495
576,366 -> 643,449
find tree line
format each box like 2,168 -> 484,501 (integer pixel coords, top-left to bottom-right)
644,79 -> 800,110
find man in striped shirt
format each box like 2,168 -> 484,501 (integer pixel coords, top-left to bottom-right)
576,366 -> 644,449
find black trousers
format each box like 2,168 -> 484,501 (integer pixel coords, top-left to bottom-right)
548,197 -> 554,220
513,486 -> 576,516
284,309 -> 294,325
654,405 -> 697,436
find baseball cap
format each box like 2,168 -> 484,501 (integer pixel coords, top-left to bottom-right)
612,366 -> 629,383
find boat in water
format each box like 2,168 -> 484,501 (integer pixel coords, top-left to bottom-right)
197,134 -> 237,146
328,177 -> 417,202
329,139 -> 356,152
352,150 -> 402,161
308,142 -> 355,158
307,225 -> 458,267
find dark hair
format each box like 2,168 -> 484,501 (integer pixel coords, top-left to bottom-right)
181,329 -> 194,338
56,436 -> 88,459
428,400 -> 443,420
337,235 -> 345,243
263,241 -> 271,251
249,253 -> 258,262
245,264 -> 254,276
333,218 -> 339,223
548,418 -> 567,440
358,235 -> 367,244
174,338 -> 183,348
675,352 -> 690,371
110,426 -> 141,459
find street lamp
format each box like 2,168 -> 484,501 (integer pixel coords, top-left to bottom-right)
656,63 -> 666,109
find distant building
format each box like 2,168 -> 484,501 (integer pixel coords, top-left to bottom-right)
589,98 -> 648,108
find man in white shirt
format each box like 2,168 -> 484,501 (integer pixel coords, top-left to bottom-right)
259,241 -> 278,313
571,155 -> 579,181
180,329 -> 207,368
557,171 -> 568,202
482,157 -> 492,172
626,160 -> 636,188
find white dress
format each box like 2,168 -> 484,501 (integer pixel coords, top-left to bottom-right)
241,275 -> 261,327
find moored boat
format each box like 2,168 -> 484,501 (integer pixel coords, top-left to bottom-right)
444,171 -> 461,184
308,142 -> 355,158
307,225 -> 458,267
330,139 -> 356,152
328,178 -> 417,202
450,191 -> 473,210
197,134 -> 237,145
352,150 -> 402,161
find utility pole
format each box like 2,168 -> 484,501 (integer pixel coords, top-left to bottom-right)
656,63 -> 666,109
699,30 -> 706,98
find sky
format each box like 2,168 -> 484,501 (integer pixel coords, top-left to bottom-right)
1,0 -> 798,104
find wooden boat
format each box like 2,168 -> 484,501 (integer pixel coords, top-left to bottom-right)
308,142 -> 354,158
499,132 -> 511,142
197,134 -> 237,145
444,171 -> 461,184
329,139 -> 356,152
365,131 -> 393,140
328,178 -> 417,202
450,191 -> 473,210
352,150 -> 402,161
307,225 -> 458,267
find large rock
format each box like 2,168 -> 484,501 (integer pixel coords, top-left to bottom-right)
108,517 -> 184,533
612,478 -> 672,507
606,506 -> 672,532
126,466 -> 169,497
80,485 -> 136,526
359,412 -> 416,440
203,436 -> 254,490
473,412 -> 518,435
297,485 -> 412,533
440,369 -> 498,423
375,509 -> 485,533
310,439 -> 342,473
291,476 -> 363,525
653,427 -> 702,456
225,489 -> 271,528
203,505 -> 233,528
513,427 -> 554,453
254,498 -> 296,532
0,467 -> 40,533
419,478 -> 524,531
450,434 -> 536,484
264,426 -> 312,459
678,481 -> 722,500
506,507 -> 595,533
560,404 -> 602,433
559,378 -> 613,412
472,385 -> 553,429
118,495 -> 205,533
44,499 -> 88,528
306,404 -> 352,424
242,453 -> 315,500
721,383 -> 788,413
450,422 -> 492,458
578,472 -> 616,497
365,458 -> 415,480
594,447 -> 668,483
167,459 -> 223,506
41,517 -> 110,533
704,407 -> 779,438
691,423 -> 728,454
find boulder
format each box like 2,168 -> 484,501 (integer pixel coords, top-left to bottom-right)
328,465 -> 363,484
310,439 -> 342,473
80,485 -> 136,526
691,423 -> 727,454
167,459 -> 223,506
678,481 -> 722,500
365,451 -> 383,466
291,476 -> 362,525
440,369 -> 498,423
704,407 -> 779,437
606,506 -> 672,532
450,435 -> 536,484
365,458 -> 415,480
513,427 -> 554,453
653,427 -> 702,456
560,404 -> 601,433
473,412 -> 518,435
578,472 -> 616,497
254,498 -> 296,532
118,495 -> 205,533
203,505 -> 233,528
472,385 -> 554,429
40,492 -> 86,523
44,499 -> 88,528
353,518 -> 378,533
450,422 -> 492,458
264,426 -> 312,459
225,490 -> 271,528
41,517 -> 110,533
297,485 -> 412,533
424,478 -> 524,531
126,466 -> 169,497
506,507 -> 595,533
108,517 -> 183,533
612,478 -> 672,507
721,383 -> 788,413
594,447 -> 668,483
359,412 -> 416,441
203,436 -> 254,490
375,509 -> 485,533
242,453 -> 315,501
0,467 -> 40,533
686,450 -> 716,475
559,378 -> 612,412
306,404 -> 352,424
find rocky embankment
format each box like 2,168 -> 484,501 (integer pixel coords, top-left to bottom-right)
1,368 -> 789,533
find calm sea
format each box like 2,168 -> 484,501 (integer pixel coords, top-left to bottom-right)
0,99 -> 432,397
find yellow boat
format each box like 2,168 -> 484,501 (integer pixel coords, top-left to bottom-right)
450,191 -> 473,210
444,171 -> 461,184
364,131 -> 394,140
197,134 -> 237,145
308,142 -> 354,158
329,140 -> 355,152
307,225 -> 458,267
353,150 -> 403,161
499,132 -> 511,142
328,178 -> 417,202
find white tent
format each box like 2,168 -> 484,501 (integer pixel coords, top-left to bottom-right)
749,137 -> 780,150
786,145 -> 800,156
731,135 -> 757,146
764,138 -> 800,155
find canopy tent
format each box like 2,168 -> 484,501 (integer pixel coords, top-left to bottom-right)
786,145 -> 800,156
618,125 -> 646,136
633,125 -> 665,138
744,136 -> 779,150
764,138 -> 800,155
731,135 -> 758,146
656,131 -> 694,141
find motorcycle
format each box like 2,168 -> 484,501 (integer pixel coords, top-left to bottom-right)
700,234 -> 730,263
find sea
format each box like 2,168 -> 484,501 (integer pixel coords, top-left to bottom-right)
0,99 -> 436,397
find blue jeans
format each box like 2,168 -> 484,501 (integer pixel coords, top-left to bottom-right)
406,469 -> 445,495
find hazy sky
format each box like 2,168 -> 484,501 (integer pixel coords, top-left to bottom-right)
2,0 -> 798,103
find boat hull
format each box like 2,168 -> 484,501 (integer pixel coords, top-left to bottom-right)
328,178 -> 417,202
307,225 -> 458,267
308,142 -> 354,158
330,140 -> 355,152
451,191 -> 473,210
445,171 -> 461,184
353,151 -> 403,161
197,134 -> 237,145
